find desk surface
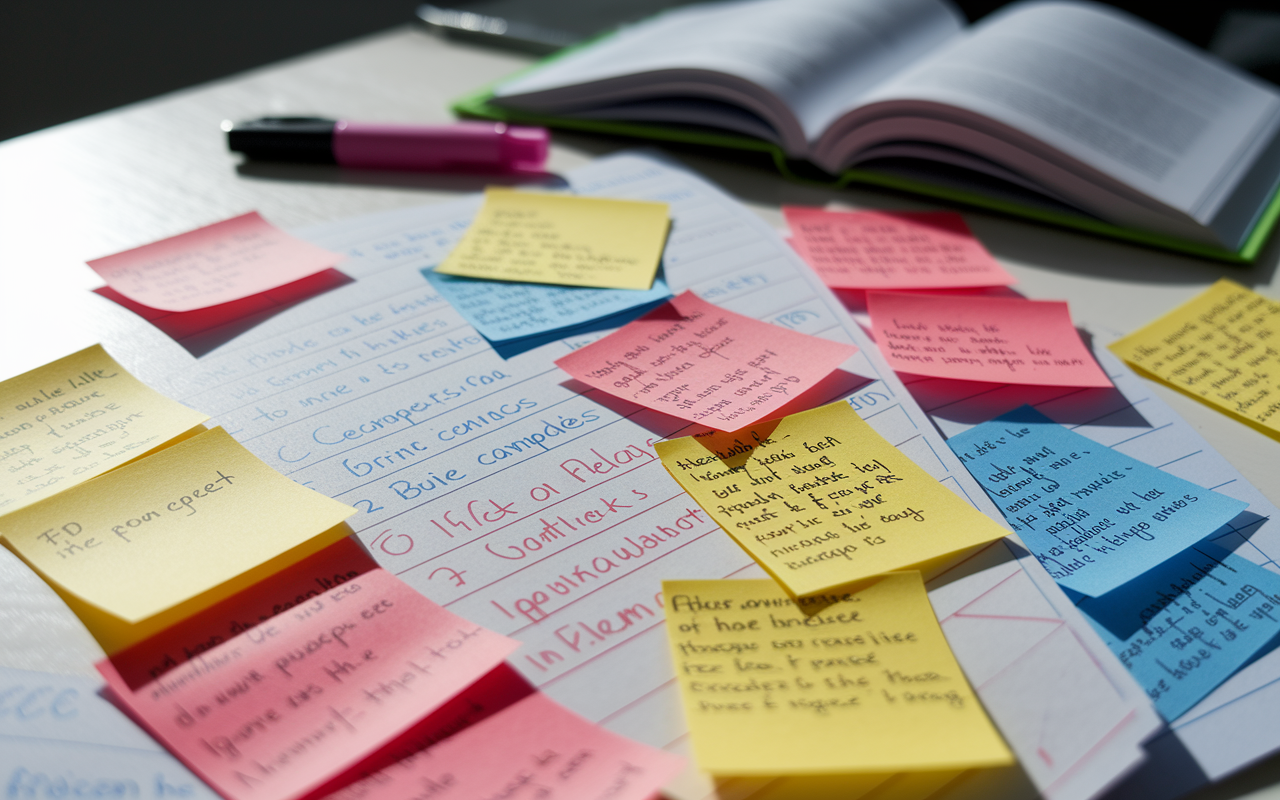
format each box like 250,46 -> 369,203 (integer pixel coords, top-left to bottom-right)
2,23 -> 1280,800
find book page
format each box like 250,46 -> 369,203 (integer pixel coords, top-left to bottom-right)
854,2 -> 1280,229
148,154 -> 1154,800
495,0 -> 963,153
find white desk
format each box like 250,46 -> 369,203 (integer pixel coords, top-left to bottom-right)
2,24 -> 1279,800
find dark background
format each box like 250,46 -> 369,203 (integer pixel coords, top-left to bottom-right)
2,0 -> 1278,143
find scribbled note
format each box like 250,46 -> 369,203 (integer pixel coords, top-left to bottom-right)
656,402 -> 1007,597
662,575 -> 1012,774
98,567 -> 518,800
434,189 -> 669,290
1110,279 -> 1280,438
783,208 -> 1014,290
422,268 -> 671,344
1,427 -> 356,653
1076,542 -> 1280,721
88,212 -> 343,312
866,292 -> 1111,387
556,292 -> 859,431
0,666 -> 220,800
0,344 -> 208,516
325,693 -> 683,800
947,406 -> 1247,596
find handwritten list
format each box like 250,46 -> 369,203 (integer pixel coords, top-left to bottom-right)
662,575 -> 1012,774
88,212 -> 343,312
557,291 -> 859,431
1110,279 -> 1280,438
434,189 -> 669,290
866,291 -> 1112,387
98,567 -> 517,800
655,402 -> 1007,597
947,406 -> 1248,596
784,208 -> 1014,290
1,427 -> 356,653
0,344 -> 208,516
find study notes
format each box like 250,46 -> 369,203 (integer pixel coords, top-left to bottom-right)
0,344 -> 207,516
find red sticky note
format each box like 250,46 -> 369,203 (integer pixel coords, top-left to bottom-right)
97,568 -> 517,800
784,208 -> 1014,290
88,212 -> 343,312
866,291 -> 1111,387
555,291 -> 859,431
326,693 -> 684,800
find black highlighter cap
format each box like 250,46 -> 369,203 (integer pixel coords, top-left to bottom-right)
225,117 -> 338,163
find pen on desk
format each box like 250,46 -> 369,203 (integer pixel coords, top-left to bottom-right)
222,117 -> 549,172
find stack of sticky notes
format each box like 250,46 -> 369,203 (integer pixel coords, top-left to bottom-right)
425,188 -> 674,352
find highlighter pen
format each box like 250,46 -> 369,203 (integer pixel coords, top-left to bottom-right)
223,117 -> 549,172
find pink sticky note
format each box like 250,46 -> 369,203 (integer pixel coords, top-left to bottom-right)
88,212 -> 343,312
866,291 -> 1111,387
784,207 -> 1014,290
325,693 -> 683,800
555,291 -> 859,431
97,568 -> 517,800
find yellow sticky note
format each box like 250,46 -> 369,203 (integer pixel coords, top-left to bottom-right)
434,189 -> 669,289
0,427 -> 355,653
655,402 -> 1007,597
0,345 -> 208,516
1110,279 -> 1280,438
663,575 -> 1012,775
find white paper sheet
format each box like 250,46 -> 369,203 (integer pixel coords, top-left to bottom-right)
150,154 -> 1156,800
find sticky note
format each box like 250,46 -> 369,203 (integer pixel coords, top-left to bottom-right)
1110,279 -> 1280,438
1076,542 -> 1280,721
0,427 -> 356,653
662,574 -> 1013,774
88,212 -> 343,312
327,692 -> 683,800
0,666 -> 220,800
98,567 -> 518,800
557,291 -> 859,431
655,402 -> 1007,597
866,291 -> 1111,387
783,208 -> 1014,290
0,344 -> 208,517
946,406 -> 1248,596
422,267 -> 671,344
434,189 -> 669,290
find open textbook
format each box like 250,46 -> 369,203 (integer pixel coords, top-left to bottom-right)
457,0 -> 1280,259
107,153 -> 1165,800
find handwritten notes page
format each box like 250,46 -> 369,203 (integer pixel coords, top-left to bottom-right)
1077,541 -> 1280,721
656,402 -> 1007,597
1110,278 -> 1280,438
140,154 -> 1155,800
866,292 -> 1111,387
946,406 -> 1247,596
326,692 -> 683,800
0,666 -> 220,800
88,212 -> 343,312
0,344 -> 208,516
98,567 -> 517,800
434,189 -> 669,290
557,291 -> 859,431
783,208 -> 1014,290
422,268 -> 671,344
663,575 -> 1012,774
1,427 -> 356,653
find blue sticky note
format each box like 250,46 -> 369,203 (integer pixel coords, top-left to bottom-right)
1075,542 -> 1280,720
423,268 -> 671,344
947,406 -> 1248,596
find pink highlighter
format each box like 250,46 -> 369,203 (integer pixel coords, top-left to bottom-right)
224,117 -> 549,173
